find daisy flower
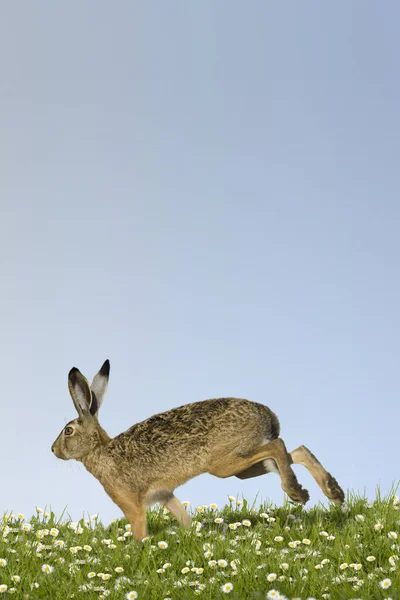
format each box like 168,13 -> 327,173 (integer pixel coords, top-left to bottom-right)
379,578 -> 392,589
41,564 -> 54,574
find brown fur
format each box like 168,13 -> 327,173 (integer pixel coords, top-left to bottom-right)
52,361 -> 345,541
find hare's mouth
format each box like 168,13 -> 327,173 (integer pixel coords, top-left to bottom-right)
51,445 -> 67,460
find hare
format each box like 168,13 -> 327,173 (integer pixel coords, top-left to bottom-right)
52,360 -> 345,541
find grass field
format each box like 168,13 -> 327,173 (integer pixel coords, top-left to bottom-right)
1,491 -> 399,599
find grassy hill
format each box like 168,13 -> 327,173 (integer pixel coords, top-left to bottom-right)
1,491 -> 399,599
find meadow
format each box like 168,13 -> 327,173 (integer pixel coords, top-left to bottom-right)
1,492 -> 399,599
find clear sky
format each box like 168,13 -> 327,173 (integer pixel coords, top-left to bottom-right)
1,2 -> 399,524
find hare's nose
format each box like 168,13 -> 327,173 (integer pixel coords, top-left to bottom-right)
51,445 -> 55,453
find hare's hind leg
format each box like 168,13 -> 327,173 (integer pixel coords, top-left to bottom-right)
164,495 -> 192,528
244,438 -> 309,504
211,438 -> 309,504
289,445 -> 344,505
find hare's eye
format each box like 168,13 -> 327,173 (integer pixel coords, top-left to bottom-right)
64,426 -> 74,436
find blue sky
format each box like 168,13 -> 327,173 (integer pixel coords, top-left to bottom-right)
1,2 -> 399,524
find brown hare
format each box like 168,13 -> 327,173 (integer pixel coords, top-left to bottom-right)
52,360 -> 345,541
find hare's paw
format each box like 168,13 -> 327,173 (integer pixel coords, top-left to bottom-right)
324,474 -> 345,505
283,481 -> 310,505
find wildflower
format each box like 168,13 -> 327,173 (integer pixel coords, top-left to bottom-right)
218,560 -> 228,568
208,560 -> 217,568
158,541 -> 168,549
182,501 -> 190,507
50,528 -> 59,537
126,592 -> 138,600
36,507 -> 43,514
274,536 -> 283,542
17,514 -> 24,520
115,567 -> 124,574
242,520 -> 251,527
11,576 -> 20,583
379,578 -> 392,589
210,503 -> 218,510
254,540 -> 262,551
393,495 -> 399,505
214,518 -> 224,524
267,573 -> 277,581
280,563 -> 289,570
260,513 -> 269,519
388,532 -> 398,540
84,545 -> 92,552
366,556 -> 375,562
327,535 -> 335,541
181,567 -> 190,574
228,524 -> 237,530
88,573 -> 96,578
221,582 -> 233,593
0,585 -> 7,593
320,531 -> 329,537
355,514 -> 365,523
302,539 -> 311,545
266,591 -> 280,599
374,521 -> 383,531
0,559 -> 7,567
228,496 -> 236,502
41,564 -> 54,574
22,523 -> 32,532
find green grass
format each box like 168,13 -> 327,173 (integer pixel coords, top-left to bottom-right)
1,491 -> 399,599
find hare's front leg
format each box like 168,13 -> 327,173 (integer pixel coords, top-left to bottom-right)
289,445 -> 345,504
164,495 -> 192,528
106,487 -> 148,542
126,503 -> 148,542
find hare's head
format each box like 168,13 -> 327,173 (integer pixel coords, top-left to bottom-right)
51,360 -> 110,460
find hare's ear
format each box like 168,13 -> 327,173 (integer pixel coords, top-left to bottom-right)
90,360 -> 110,416
68,367 -> 92,417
